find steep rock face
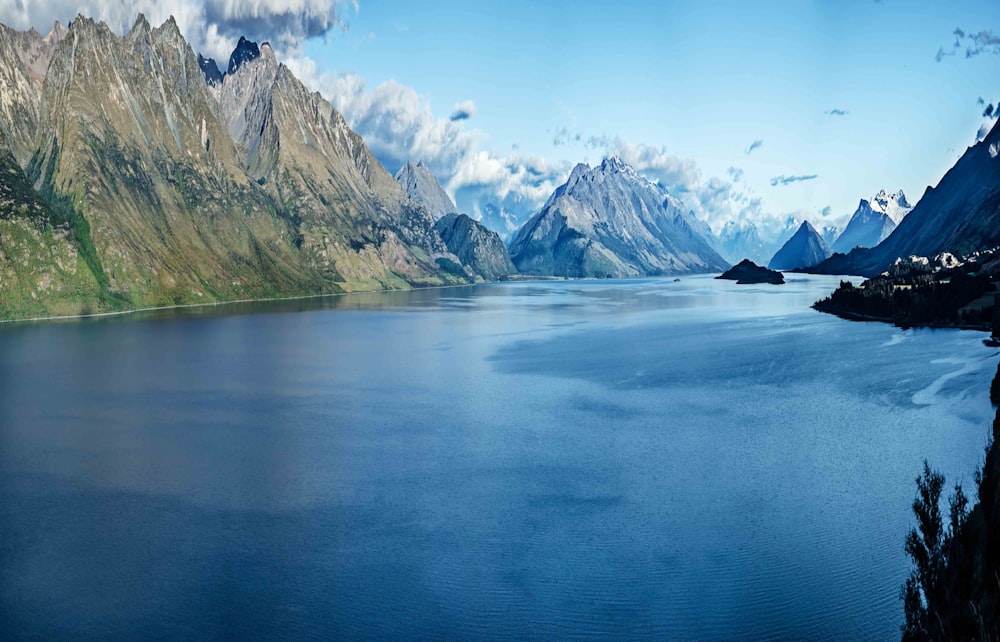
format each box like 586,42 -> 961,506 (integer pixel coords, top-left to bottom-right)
508,158 -> 729,277
395,161 -> 458,220
211,40 -> 460,290
0,24 -> 61,164
812,123 -> 1000,276
25,15 -> 330,308
768,221 -> 832,271
227,36 -> 260,74
197,53 -> 223,86
434,213 -> 515,281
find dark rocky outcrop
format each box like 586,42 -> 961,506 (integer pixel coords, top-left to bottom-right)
716,259 -> 784,284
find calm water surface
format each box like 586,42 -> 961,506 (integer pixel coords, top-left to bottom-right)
0,275 -> 996,640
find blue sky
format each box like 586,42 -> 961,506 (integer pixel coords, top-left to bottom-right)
300,0 -> 1000,230
5,0 -> 999,233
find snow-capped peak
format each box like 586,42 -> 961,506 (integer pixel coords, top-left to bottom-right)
869,189 -> 911,223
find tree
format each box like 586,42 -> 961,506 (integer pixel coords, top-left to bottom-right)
902,461 -> 946,641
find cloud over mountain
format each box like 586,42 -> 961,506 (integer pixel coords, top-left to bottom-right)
0,0 -> 353,62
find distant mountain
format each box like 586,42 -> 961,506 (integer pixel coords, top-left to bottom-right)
831,191 -> 911,254
768,221 -> 832,271
719,220 -> 769,265
819,224 -> 840,249
478,203 -> 524,241
434,214 -> 515,281
871,189 -> 912,224
811,123 -> 1000,277
395,161 -> 458,220
508,157 -> 729,277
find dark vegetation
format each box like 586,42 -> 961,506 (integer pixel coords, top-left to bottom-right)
813,251 -> 1000,331
902,362 -> 1000,640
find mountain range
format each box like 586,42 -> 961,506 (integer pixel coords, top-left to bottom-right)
0,15 -> 495,320
3,12 -> 1000,319
811,121 -> 1000,276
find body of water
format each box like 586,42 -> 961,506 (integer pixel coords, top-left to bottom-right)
0,275 -> 995,639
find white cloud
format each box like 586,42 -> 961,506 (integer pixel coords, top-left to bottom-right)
0,0 -> 354,63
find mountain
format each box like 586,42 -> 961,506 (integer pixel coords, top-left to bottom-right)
0,15 -> 472,320
197,53 -> 223,86
719,220 -> 769,264
831,192 -> 907,254
819,224 -> 840,249
870,188 -> 912,223
768,221 -> 832,271
227,36 -> 260,74
508,157 -> 729,277
395,161 -> 458,220
811,125 -> 1000,277
434,214 -> 515,281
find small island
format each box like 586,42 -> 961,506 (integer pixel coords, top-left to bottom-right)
716,259 -> 785,285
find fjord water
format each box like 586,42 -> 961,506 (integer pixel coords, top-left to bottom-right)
0,276 -> 995,640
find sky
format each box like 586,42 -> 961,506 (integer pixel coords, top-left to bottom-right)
3,0 -> 1000,234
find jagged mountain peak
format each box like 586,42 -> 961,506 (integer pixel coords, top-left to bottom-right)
130,13 -> 151,35
869,188 -> 912,223
152,15 -> 185,46
395,159 -> 458,220
228,36 -> 261,74
198,53 -> 224,85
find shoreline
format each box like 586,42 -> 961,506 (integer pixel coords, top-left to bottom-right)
0,280 -> 504,326
813,302 -> 992,333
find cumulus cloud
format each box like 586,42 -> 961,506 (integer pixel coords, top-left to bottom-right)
0,0 -> 355,63
825,109 -> 849,116
321,74 -> 476,180
449,100 -> 475,122
820,206 -> 833,218
310,71 -> 570,216
938,26 -> 1000,62
745,139 -> 763,155
770,174 -> 818,187
727,166 -> 744,182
